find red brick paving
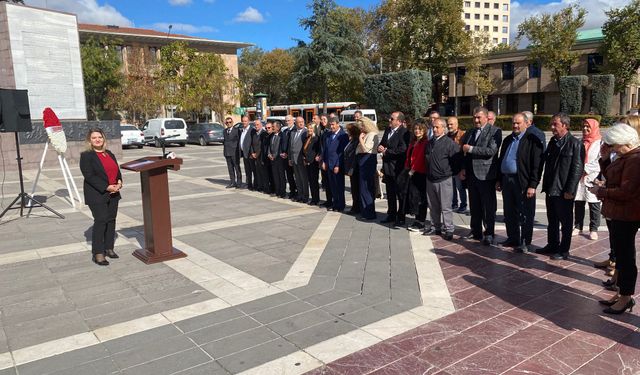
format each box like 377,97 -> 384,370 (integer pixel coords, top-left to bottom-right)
306,231 -> 640,374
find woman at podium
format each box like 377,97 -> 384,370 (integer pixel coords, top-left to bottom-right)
80,128 -> 122,266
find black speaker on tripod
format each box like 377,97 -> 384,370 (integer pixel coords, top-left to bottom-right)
0,88 -> 63,220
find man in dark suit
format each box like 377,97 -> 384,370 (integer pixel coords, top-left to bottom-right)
318,114 -> 332,207
378,111 -> 409,225
460,106 -> 503,245
280,115 -> 298,199
254,119 -> 268,193
269,122 -> 286,198
223,116 -> 242,188
522,111 -> 546,149
496,113 -> 544,253
322,117 -> 349,212
290,116 -> 309,203
239,116 -> 259,190
537,113 -> 584,260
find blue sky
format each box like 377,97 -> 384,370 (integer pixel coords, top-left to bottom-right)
25,0 -> 630,51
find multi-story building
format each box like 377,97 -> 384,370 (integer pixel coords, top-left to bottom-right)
448,29 -> 640,115
77,23 -> 252,120
461,0 -> 511,46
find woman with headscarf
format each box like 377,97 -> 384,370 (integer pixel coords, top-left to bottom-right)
590,123 -> 640,314
356,117 -> 379,220
572,118 -> 602,240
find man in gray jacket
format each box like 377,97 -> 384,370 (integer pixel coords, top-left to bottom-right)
289,116 -> 309,203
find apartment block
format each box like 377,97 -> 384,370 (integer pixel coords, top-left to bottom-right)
462,0 -> 511,46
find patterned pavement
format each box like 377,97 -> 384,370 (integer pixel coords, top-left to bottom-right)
0,143 -> 637,375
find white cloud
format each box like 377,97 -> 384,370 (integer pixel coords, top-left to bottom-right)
168,0 -> 191,5
150,22 -> 218,34
510,0 -> 631,46
24,0 -> 133,26
233,6 -> 265,23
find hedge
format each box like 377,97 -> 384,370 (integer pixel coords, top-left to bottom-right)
444,115 -> 602,131
590,74 -> 615,116
364,69 -> 432,122
559,75 -> 588,114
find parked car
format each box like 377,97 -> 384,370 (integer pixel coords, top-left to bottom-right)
120,124 -> 144,149
339,109 -> 377,128
141,118 -> 188,147
187,122 -> 224,146
266,116 -> 286,128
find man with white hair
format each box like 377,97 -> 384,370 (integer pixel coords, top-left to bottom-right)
522,111 -> 546,148
487,111 -> 496,126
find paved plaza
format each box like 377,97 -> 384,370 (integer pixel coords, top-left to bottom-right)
0,143 -> 637,374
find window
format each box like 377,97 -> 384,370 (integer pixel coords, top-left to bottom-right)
484,26 -> 489,31
532,92 -> 545,113
456,67 -> 466,80
502,38 -> 508,44
528,61 -> 541,78
465,13 -> 470,19
494,14 -> 499,20
587,53 -> 604,74
475,1 -> 480,7
464,1 -> 471,6
506,94 -> 519,114
503,3 -> 509,10
493,38 -> 498,43
114,45 -> 123,62
502,62 -> 515,80
474,13 -> 480,19
465,25 -> 471,31
503,15 -> 508,22
494,2 -> 499,8
147,47 -> 158,64
493,26 -> 498,32
484,14 -> 489,20
502,26 -> 508,33
474,25 -> 480,31
484,2 -> 490,8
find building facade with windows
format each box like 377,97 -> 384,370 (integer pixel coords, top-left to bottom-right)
448,29 -> 640,115
77,24 -> 252,119
462,0 -> 511,46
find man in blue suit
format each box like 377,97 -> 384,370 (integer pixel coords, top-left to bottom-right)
322,117 -> 349,212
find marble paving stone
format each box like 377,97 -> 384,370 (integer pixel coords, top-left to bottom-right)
174,307 -> 245,334
200,326 -> 278,359
186,316 -> 262,346
368,355 -> 438,375
171,360 -> 229,375
266,308 -> 335,336
325,342 -> 407,375
15,344 -> 110,375
284,319 -> 359,348
250,301 -> 317,325
103,325 -> 183,355
48,357 -> 121,375
216,338 -> 299,374
111,334 -> 196,370
122,347 -> 211,375
443,344 -> 528,374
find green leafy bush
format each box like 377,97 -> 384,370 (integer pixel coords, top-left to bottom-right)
559,75 -> 588,114
590,74 -> 615,115
364,69 -> 432,124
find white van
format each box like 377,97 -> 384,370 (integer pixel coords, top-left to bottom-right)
339,109 -> 377,128
142,118 -> 188,147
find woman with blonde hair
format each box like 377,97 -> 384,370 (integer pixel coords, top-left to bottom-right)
590,123 -> 640,314
619,114 -> 640,136
356,117 -> 380,220
80,128 -> 122,266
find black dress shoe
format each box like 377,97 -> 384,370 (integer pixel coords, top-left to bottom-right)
536,245 -> 556,254
105,249 -> 119,259
550,252 -> 569,260
225,184 -> 235,189
499,239 -> 519,247
443,232 -> 454,241
461,231 -> 481,240
380,216 -> 396,224
423,227 -> 442,236
598,298 -> 618,306
603,298 -> 635,314
309,200 -> 319,206
92,254 -> 109,266
514,244 -> 530,254
602,278 -> 616,287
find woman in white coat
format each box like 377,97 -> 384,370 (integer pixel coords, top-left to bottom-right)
573,118 -> 602,240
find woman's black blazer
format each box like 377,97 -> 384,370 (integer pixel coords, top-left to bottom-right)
79,150 -> 122,205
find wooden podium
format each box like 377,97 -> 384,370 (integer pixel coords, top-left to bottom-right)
121,156 -> 187,264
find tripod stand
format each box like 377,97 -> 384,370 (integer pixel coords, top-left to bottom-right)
0,132 -> 64,219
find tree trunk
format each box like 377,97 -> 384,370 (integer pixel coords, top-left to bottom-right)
322,81 -> 328,115
619,89 -> 627,115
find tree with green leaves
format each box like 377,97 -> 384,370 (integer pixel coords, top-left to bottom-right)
373,0 -> 470,76
255,49 -> 296,105
159,41 -> 236,122
516,5 -> 586,90
462,32 -> 495,107
600,0 -> 640,114
291,0 -> 368,113
238,47 -> 265,106
81,37 -> 123,120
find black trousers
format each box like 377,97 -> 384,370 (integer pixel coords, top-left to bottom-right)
242,157 -> 256,188
574,201 -> 601,232
271,158 -> 286,197
307,162 -> 320,203
321,169 -> 333,205
293,162 -> 309,201
349,169 -> 361,213
399,172 -> 427,222
285,162 -> 297,196
358,154 -> 377,220
255,159 -> 269,192
468,177 -> 497,237
502,175 -> 536,245
606,219 -> 616,262
385,176 -> 400,217
225,155 -> 242,186
88,199 -> 119,255
545,195 -> 574,253
610,220 -> 639,296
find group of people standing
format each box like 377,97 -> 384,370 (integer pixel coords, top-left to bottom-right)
220,107 -> 640,316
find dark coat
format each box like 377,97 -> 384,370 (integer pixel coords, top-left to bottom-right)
79,150 -> 122,205
541,132 -> 584,197
496,127 -> 545,191
259,131 -> 271,164
343,139 -> 358,176
460,124 -> 502,181
223,126 -> 240,158
239,126 -> 260,158
322,129 -> 349,170
379,126 -> 409,179
304,135 -> 320,165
